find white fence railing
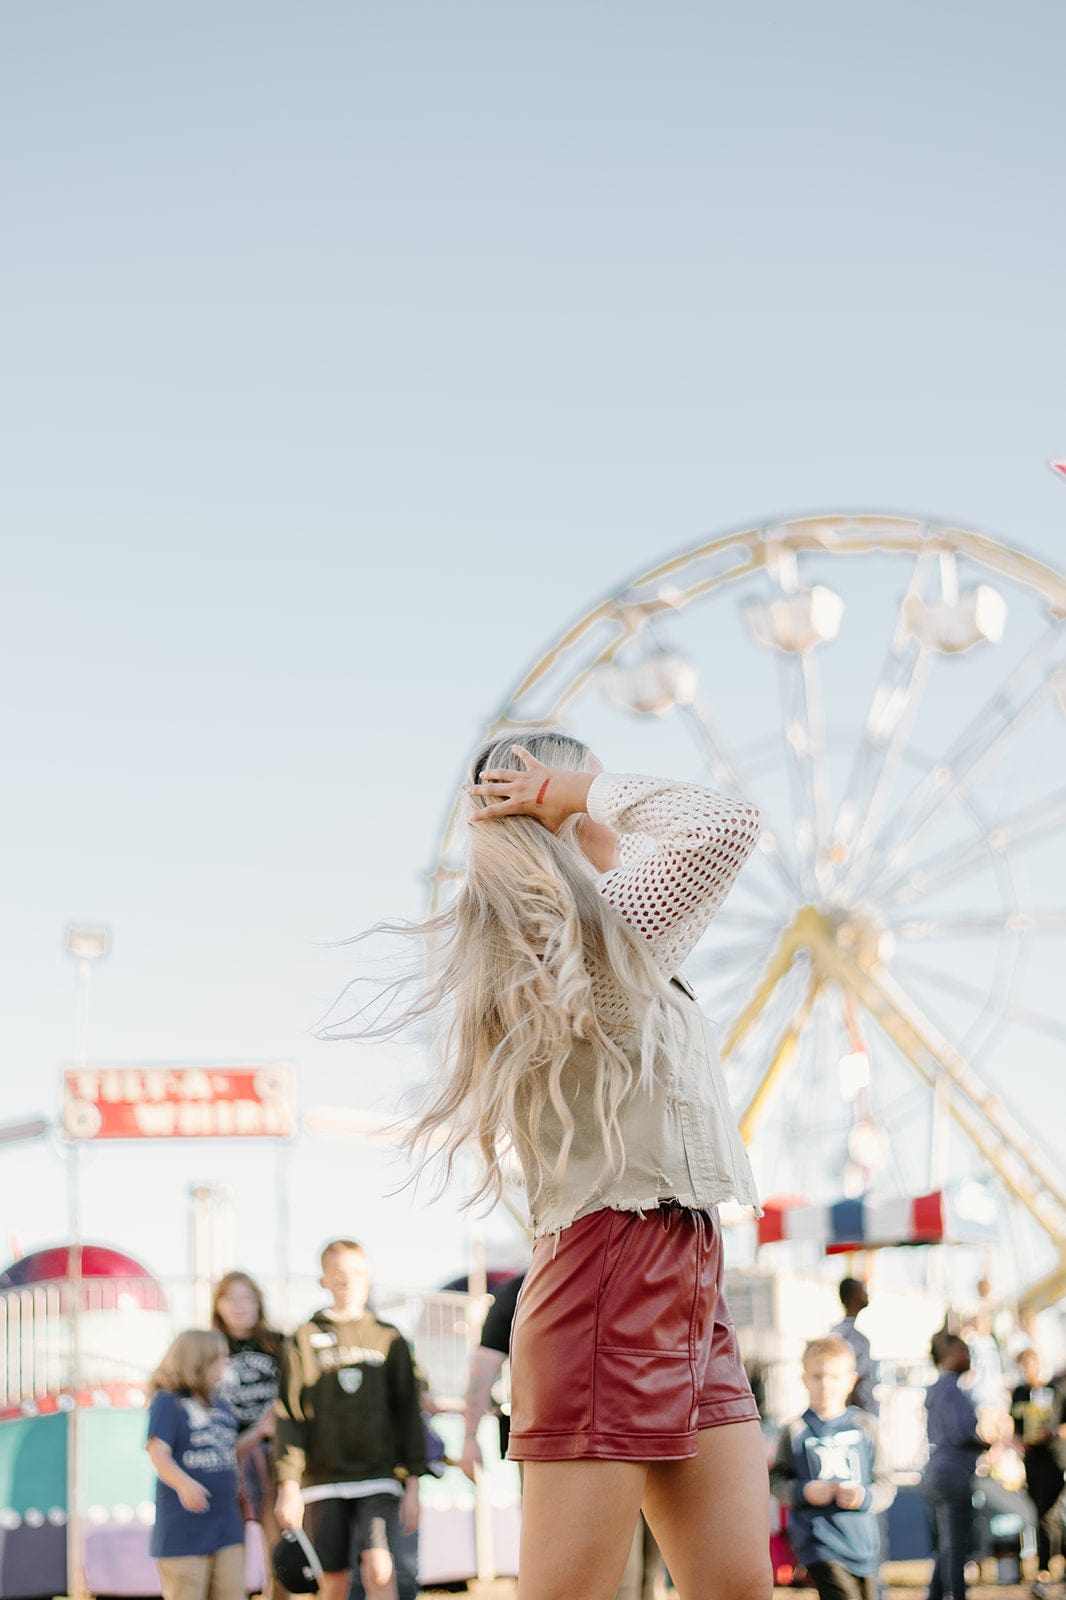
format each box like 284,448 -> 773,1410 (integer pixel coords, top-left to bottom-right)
0,1276 -> 480,1413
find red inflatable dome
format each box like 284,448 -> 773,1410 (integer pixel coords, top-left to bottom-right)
0,1244 -> 167,1310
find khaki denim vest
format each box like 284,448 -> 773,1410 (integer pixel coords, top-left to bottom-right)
514,981 -> 761,1238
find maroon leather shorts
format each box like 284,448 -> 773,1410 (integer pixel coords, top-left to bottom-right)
507,1203 -> 759,1462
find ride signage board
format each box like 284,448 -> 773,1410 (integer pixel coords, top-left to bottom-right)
62,1065 -> 297,1140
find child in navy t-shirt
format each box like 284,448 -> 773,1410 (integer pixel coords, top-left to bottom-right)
146,1328 -> 246,1598
771,1336 -> 895,1600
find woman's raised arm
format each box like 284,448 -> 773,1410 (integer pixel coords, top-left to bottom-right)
591,774 -> 761,975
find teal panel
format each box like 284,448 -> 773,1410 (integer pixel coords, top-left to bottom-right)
82,1410 -> 155,1506
0,1414 -> 67,1514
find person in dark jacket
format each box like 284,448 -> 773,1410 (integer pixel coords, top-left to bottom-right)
922,1333 -> 986,1600
274,1240 -> 427,1600
770,1336 -> 895,1600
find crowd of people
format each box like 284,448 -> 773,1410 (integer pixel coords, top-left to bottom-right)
765,1278 -> 1066,1600
143,1251 -> 1066,1600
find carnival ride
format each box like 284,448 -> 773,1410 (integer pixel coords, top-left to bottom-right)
429,514 -> 1066,1311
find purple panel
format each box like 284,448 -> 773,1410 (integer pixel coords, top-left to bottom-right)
0,1524 -> 67,1600
84,1526 -> 159,1596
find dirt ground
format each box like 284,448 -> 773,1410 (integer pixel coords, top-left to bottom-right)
425,1589 -> 1044,1599
422,1577 -> 1046,1599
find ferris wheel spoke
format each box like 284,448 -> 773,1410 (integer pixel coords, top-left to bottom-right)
770,649 -> 822,898
892,955 -> 1066,1045
799,647 -> 834,894
887,910 -> 1066,938
719,924 -> 807,1065
737,971 -> 821,1141
850,626 -> 1066,901
877,787 -> 1066,907
832,551 -> 935,885
676,697 -> 801,903
699,948 -> 792,997
706,909 -> 790,932
689,939 -> 781,975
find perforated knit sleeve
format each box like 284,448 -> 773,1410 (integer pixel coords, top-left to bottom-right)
588,773 -> 761,976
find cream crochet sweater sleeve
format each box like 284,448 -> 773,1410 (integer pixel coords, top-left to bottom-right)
587,774 -> 761,1005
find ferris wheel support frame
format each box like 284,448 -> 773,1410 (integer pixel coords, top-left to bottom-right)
727,907 -> 1066,1312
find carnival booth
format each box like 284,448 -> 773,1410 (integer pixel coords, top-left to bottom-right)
0,1244 -> 266,1599
0,1246 -> 167,1597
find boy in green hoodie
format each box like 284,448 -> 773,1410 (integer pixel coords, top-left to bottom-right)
275,1240 -> 426,1600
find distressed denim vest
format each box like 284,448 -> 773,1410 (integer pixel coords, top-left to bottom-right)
514,980 -> 761,1238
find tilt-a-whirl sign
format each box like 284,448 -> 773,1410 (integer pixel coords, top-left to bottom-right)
61,1064 -> 296,1140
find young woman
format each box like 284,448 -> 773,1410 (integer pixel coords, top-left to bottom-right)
362,730 -> 771,1600
146,1328 -> 245,1600
211,1271 -> 286,1596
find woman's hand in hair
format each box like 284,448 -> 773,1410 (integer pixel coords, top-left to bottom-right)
468,745 -> 595,833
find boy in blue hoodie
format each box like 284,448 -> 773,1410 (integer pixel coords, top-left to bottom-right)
771,1336 -> 896,1600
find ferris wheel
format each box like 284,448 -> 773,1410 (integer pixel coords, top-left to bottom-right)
430,515 -> 1066,1309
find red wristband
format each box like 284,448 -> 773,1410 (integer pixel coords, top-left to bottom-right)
535,779 -> 550,806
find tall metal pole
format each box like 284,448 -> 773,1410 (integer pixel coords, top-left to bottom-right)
63,925 -> 107,1600
276,1139 -> 292,1329
66,955 -> 90,1600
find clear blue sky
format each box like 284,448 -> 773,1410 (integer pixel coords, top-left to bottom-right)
2,2 -> 1064,1304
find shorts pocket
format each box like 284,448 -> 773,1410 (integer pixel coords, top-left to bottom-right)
593,1348 -> 697,1438
597,1215 -> 701,1354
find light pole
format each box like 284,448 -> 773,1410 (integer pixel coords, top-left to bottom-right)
64,923 -> 109,1600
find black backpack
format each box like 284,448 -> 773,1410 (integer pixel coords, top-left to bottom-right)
273,1528 -> 325,1594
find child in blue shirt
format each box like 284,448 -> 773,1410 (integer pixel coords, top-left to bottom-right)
146,1327 -> 246,1599
771,1336 -> 895,1600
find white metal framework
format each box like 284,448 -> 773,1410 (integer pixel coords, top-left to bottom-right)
430,515 -> 1066,1310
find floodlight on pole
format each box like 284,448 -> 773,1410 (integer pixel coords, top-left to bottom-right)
65,927 -> 109,963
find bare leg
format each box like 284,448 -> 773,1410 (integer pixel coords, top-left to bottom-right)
614,1517 -> 646,1600
643,1422 -> 772,1600
360,1546 -> 398,1600
319,1575 -> 350,1600
516,1459 -> 647,1600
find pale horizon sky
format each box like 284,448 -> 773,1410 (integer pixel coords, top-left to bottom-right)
2,2 -> 1064,1307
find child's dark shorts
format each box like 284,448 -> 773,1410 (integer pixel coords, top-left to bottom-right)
507,1202 -> 759,1462
303,1491 -> 395,1572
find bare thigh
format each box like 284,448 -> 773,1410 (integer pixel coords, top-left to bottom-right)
643,1422 -> 772,1600
517,1459 -> 647,1600
360,1545 -> 398,1600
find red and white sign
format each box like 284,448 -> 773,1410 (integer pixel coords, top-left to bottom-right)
62,1065 -> 297,1140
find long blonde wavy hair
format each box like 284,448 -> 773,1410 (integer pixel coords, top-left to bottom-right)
333,729 -> 694,1210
